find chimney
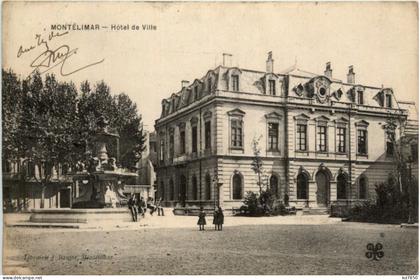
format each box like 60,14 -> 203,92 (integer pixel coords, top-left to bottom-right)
181,80 -> 189,88
266,51 -> 274,73
324,62 -> 332,79
222,53 -> 233,67
347,65 -> 355,84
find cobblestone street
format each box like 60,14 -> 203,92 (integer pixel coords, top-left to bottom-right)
3,213 -> 418,275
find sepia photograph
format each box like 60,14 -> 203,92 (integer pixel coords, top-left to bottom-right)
1,1 -> 419,277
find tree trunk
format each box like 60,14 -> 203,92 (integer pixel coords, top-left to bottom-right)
40,185 -> 46,209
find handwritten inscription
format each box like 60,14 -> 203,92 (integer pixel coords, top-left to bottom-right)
17,31 -> 104,77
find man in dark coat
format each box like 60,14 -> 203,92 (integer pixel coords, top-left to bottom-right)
128,194 -> 137,222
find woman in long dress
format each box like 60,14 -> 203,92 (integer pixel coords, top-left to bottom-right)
197,207 -> 206,231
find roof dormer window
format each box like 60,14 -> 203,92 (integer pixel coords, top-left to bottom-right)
232,75 -> 239,92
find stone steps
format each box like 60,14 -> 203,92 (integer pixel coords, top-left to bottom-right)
302,207 -> 330,215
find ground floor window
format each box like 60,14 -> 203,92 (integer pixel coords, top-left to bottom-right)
205,174 -> 211,200
232,173 -> 243,200
192,176 -> 198,200
337,174 -> 347,199
297,173 -> 308,199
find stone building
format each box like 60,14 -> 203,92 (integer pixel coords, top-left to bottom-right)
154,52 -> 418,210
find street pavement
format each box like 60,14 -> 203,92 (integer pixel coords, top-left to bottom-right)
2,210 -> 418,275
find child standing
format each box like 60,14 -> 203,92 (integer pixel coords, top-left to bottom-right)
197,207 -> 206,231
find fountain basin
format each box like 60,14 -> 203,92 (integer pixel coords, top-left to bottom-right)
29,208 -> 131,224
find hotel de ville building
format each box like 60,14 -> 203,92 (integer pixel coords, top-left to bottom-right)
154,52 -> 418,211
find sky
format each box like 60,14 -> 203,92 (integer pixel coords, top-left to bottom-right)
3,2 -> 418,129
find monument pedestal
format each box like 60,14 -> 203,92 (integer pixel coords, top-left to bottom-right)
29,208 -> 131,224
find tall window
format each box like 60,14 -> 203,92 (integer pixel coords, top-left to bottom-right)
268,123 -> 279,151
159,138 -> 165,161
337,174 -> 347,199
205,121 -> 211,149
207,78 -> 212,93
169,133 -> 174,159
232,173 -> 243,199
232,75 -> 239,92
317,125 -> 327,152
192,126 -> 198,153
205,174 -> 211,200
357,91 -> 364,105
297,124 -> 307,151
386,131 -> 395,156
337,127 -> 346,153
297,173 -> 308,199
192,176 -> 198,200
386,94 -> 392,108
180,130 -> 186,154
268,79 -> 276,96
359,176 -> 367,199
231,119 -> 243,148
357,129 -> 368,155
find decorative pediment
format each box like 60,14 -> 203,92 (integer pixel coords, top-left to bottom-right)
355,120 -> 369,127
265,112 -> 282,120
190,116 -> 198,125
227,108 -> 246,117
335,117 -> 349,127
178,122 -> 186,130
203,110 -> 213,120
293,113 -> 310,120
315,115 -> 330,121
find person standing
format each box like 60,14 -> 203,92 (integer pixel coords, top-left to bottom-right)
197,207 -> 206,231
216,206 -> 224,231
137,197 -> 146,218
156,197 -> 165,216
213,207 -> 219,230
128,194 -> 137,222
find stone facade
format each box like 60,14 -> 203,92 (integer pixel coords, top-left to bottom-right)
155,53 -> 418,210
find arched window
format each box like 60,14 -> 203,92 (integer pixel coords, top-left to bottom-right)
359,176 -> 367,199
232,173 -> 243,200
169,179 -> 174,201
297,173 -> 308,199
337,174 -> 347,199
160,181 -> 165,200
270,175 -> 279,198
192,176 -> 198,200
205,174 -> 211,200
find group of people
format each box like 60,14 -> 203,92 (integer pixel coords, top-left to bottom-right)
128,194 -> 164,222
197,206 -> 224,231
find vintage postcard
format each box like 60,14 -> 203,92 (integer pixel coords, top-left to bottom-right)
2,1 -> 419,277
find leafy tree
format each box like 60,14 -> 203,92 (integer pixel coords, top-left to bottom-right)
251,135 -> 266,194
2,69 -> 22,162
15,72 -> 79,208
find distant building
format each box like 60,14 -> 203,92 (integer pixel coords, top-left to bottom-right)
123,131 -> 157,201
154,52 -> 418,210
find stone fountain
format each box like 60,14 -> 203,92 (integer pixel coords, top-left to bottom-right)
29,116 -> 138,225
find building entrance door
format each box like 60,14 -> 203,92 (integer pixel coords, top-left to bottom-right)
60,189 -> 71,208
316,171 -> 329,207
